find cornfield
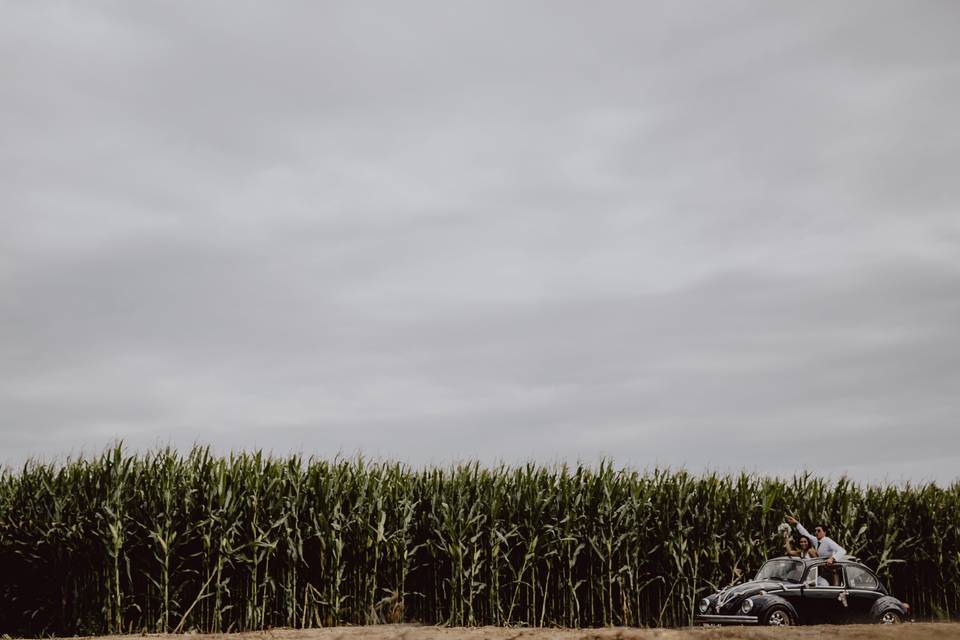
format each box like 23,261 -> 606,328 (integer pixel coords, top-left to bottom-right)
0,446 -> 957,636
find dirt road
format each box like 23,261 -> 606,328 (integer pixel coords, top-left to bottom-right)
81,623 -> 960,640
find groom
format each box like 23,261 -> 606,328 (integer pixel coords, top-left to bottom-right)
785,515 -> 847,584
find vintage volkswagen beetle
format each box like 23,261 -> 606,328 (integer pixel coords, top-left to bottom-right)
695,556 -> 911,626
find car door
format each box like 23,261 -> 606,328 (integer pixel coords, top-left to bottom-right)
842,565 -> 883,622
800,566 -> 848,623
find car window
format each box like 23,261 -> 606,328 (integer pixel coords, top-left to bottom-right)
806,564 -> 844,587
756,559 -> 804,583
845,565 -> 879,589
804,566 -> 835,585
823,564 -> 844,587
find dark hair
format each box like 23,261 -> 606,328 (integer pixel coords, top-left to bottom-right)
815,524 -> 829,535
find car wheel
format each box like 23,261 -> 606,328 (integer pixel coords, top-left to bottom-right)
762,606 -> 793,626
879,610 -> 903,624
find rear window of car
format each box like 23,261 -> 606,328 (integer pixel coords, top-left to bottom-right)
846,565 -> 879,589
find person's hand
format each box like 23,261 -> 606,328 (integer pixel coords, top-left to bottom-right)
785,515 -> 798,525
826,556 -> 835,565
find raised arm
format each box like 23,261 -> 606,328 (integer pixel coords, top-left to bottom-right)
786,515 -> 818,548
783,534 -> 800,557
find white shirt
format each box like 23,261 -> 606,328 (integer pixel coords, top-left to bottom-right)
796,523 -> 846,560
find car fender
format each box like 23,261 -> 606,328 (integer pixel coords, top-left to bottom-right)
750,593 -> 798,623
871,595 -> 910,620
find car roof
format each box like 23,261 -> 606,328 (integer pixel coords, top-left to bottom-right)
766,556 -> 873,571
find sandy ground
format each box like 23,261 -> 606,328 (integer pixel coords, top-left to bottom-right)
77,623 -> 960,640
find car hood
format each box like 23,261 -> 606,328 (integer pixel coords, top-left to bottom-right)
713,579 -> 797,600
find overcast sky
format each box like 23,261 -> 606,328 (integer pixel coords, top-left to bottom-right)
2,1 -> 959,484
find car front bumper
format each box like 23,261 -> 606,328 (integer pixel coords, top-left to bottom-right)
695,614 -> 759,625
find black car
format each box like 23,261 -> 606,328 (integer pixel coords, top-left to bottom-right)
695,556 -> 911,626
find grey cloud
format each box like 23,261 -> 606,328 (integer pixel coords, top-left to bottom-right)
2,1 -> 959,483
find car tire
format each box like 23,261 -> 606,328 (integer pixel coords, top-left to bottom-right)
761,605 -> 794,626
878,610 -> 903,624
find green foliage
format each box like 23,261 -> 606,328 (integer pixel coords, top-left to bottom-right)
0,446 -> 957,635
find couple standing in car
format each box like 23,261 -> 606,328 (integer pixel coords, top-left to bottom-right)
782,514 -> 847,585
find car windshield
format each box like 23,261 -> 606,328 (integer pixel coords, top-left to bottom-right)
755,559 -> 804,583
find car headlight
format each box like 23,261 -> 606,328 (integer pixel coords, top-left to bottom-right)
741,598 -> 754,614
699,598 -> 710,613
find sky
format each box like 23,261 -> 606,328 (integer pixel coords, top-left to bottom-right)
2,1 -> 959,484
